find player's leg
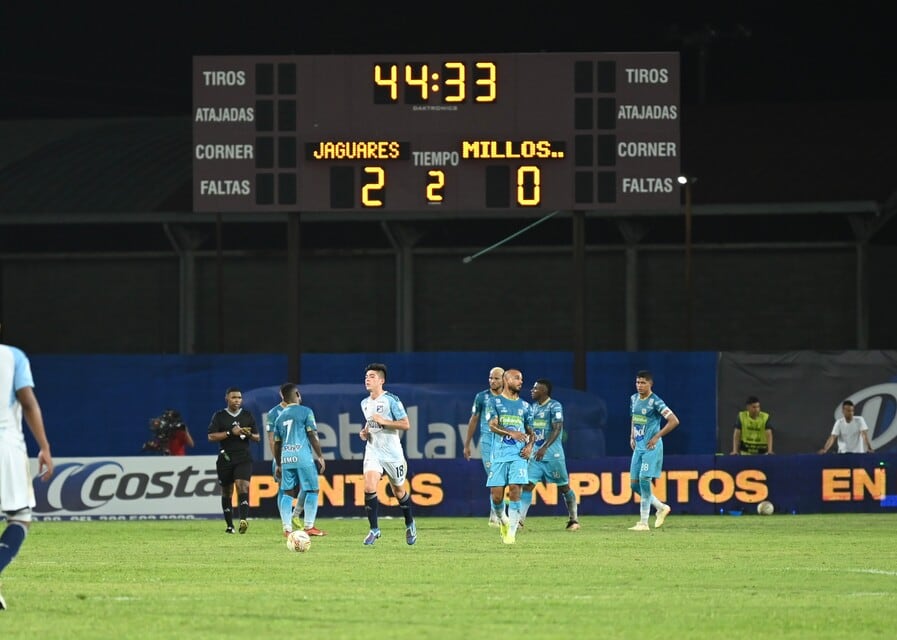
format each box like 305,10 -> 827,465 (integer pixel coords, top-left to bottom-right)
647,444 -> 670,527
481,440 -> 499,526
217,457 -> 236,532
291,488 -> 307,529
0,512 -> 30,576
279,469 -> 299,535
552,461 -> 579,529
628,451 -> 649,530
383,460 -> 415,544
519,481 -> 535,528
362,456 -> 384,544
234,463 -> 252,533
487,462 -> 512,541
505,460 -> 528,540
297,464 -> 325,536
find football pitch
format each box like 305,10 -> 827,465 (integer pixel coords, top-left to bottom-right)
3,514 -> 894,638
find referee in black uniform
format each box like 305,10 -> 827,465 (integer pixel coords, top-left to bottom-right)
208,387 -> 259,533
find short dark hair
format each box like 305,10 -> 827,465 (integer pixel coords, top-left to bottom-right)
745,396 -> 760,405
280,382 -> 297,397
535,378 -> 553,396
842,399 -> 854,408
225,387 -> 242,395
636,370 -> 653,381
365,363 -> 388,381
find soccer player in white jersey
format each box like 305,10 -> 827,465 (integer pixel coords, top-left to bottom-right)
629,369 -> 679,531
358,363 -> 416,546
0,323 -> 54,610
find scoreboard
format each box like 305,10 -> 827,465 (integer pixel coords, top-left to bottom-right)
192,52 -> 679,213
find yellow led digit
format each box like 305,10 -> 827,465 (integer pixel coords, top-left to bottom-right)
516,165 -> 541,206
443,62 -> 465,102
362,167 -> 385,207
475,62 -> 497,102
374,64 -> 398,102
405,64 -> 429,102
426,170 -> 445,202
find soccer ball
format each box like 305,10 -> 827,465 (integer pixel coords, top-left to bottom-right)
757,500 -> 775,516
286,529 -> 312,552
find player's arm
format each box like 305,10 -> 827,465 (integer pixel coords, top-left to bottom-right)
17,386 -> 53,480
243,418 -> 261,442
537,419 -> 564,459
463,411 -> 480,461
520,423 -> 535,459
208,415 -> 231,442
307,429 -> 326,472
818,433 -> 836,454
765,425 -> 774,454
647,408 -> 679,448
731,423 -> 741,455
489,415 -> 525,441
862,429 -> 874,453
272,437 -> 282,480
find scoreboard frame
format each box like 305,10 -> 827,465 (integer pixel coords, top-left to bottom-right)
192,52 -> 680,214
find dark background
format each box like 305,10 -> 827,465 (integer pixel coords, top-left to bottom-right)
4,3 -> 896,117
2,3 -> 895,355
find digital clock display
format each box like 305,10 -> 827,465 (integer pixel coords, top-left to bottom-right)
193,52 -> 680,213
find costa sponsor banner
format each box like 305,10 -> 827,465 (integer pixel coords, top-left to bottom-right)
30,456 -> 221,521
717,351 -> 897,454
242,383 -> 609,460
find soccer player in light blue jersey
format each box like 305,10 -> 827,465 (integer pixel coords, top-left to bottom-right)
265,383 -> 293,534
463,366 -> 504,527
629,370 -> 679,531
487,369 -> 534,545
273,385 -> 327,537
519,379 -> 580,531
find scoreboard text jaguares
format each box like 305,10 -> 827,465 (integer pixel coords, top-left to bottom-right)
192,53 -> 679,213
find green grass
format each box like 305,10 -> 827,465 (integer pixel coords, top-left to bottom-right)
2,514 -> 895,638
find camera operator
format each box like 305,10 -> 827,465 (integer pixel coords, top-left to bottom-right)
143,409 -> 194,456
165,411 -> 194,455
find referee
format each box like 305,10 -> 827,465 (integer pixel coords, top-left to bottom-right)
208,387 -> 259,533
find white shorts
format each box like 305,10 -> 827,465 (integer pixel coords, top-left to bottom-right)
0,443 -> 36,514
362,455 -> 408,487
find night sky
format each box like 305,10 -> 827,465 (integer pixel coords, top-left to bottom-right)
3,3 -> 895,118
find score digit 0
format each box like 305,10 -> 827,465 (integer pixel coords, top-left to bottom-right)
517,166 -> 541,206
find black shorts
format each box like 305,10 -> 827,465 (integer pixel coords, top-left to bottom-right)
216,457 -> 252,485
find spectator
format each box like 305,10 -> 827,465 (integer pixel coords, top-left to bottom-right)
731,396 -> 774,455
818,400 -> 874,454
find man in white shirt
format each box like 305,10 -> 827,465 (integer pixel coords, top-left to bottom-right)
0,323 -> 54,611
818,400 -> 874,454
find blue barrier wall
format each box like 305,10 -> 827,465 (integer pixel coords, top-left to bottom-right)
27,351 -> 718,457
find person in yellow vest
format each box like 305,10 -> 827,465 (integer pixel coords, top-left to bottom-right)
730,396 -> 774,455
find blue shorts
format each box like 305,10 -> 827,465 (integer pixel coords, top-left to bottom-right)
487,459 -> 529,487
280,463 -> 319,492
630,442 -> 664,480
527,455 -> 570,486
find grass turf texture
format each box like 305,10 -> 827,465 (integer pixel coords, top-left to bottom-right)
2,514 -> 894,638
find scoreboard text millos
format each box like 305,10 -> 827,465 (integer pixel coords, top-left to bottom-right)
192,53 -> 680,213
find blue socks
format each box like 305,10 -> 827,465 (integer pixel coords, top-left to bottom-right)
0,523 -> 27,574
